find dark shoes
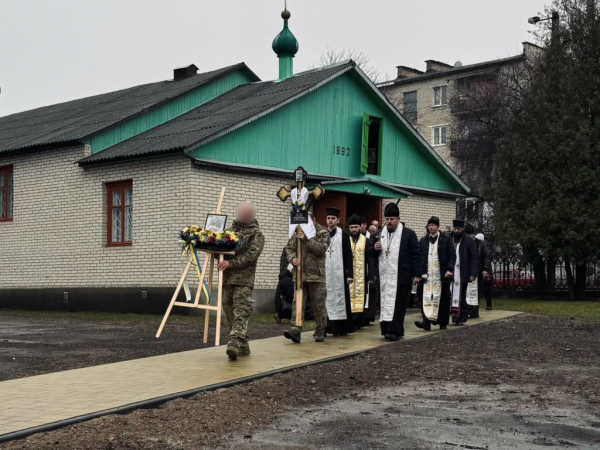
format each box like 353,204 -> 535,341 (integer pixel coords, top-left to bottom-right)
284,329 -> 302,343
227,341 -> 251,360
384,334 -> 403,341
415,321 -> 431,331
486,306 -> 492,311
226,345 -> 239,360
440,325 -> 448,330
314,335 -> 325,343
454,322 -> 465,326
239,345 -> 251,356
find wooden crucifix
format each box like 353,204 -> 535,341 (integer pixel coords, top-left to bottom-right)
277,167 -> 325,327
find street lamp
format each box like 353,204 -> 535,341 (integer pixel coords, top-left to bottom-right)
528,11 -> 559,30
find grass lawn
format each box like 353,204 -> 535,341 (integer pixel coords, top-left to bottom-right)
493,298 -> 600,322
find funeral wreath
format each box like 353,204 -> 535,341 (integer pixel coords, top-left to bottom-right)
179,225 -> 244,252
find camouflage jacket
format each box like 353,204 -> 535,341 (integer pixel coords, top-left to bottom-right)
224,219 -> 265,287
286,221 -> 330,283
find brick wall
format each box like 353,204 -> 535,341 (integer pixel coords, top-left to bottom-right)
0,146 -> 198,289
0,146 -> 457,297
382,78 -> 455,167
382,194 -> 456,239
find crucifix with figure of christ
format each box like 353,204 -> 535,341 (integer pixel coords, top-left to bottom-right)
277,167 -> 325,327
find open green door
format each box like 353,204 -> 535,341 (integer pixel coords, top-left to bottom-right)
361,112 -> 370,174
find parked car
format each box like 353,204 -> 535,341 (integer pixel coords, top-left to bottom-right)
493,269 -> 535,289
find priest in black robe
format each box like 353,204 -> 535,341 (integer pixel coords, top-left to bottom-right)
324,207 -> 355,336
449,219 -> 479,325
415,216 -> 455,331
368,203 -> 421,340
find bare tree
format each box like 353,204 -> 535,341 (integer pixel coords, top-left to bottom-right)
449,54 -> 540,236
310,47 -> 390,84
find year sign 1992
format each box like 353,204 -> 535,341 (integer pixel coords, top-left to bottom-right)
333,146 -> 350,156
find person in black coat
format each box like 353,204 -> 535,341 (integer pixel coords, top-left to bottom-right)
362,225 -> 380,324
415,216 -> 456,331
274,264 -> 294,323
367,203 -> 421,340
475,233 -> 493,310
450,220 -> 479,325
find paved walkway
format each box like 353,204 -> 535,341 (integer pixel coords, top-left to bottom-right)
0,310 -> 520,442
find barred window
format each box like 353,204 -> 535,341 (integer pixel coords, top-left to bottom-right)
107,180 -> 133,246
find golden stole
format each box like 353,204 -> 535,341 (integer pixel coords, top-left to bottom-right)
350,234 -> 366,313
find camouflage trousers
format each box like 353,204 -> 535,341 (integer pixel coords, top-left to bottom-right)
223,285 -> 253,348
291,282 -> 327,336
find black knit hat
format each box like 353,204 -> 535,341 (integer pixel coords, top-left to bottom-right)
427,216 -> 440,227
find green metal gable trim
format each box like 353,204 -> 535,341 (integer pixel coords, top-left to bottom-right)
318,179 -> 410,199
87,70 -> 256,154
188,70 -> 463,194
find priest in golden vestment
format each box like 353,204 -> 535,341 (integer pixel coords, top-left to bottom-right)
347,214 -> 370,329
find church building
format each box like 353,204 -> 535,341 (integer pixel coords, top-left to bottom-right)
0,8 -> 468,312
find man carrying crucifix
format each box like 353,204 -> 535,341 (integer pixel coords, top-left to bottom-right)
284,212 -> 330,343
368,202 -> 421,341
324,207 -> 355,337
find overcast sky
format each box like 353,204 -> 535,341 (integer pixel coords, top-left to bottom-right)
0,0 -> 550,116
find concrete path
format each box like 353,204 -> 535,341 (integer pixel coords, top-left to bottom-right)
0,310 -> 520,442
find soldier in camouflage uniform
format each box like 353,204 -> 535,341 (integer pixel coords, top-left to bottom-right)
284,213 -> 330,343
218,202 -> 265,360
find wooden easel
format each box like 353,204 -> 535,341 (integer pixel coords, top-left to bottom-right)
156,187 -> 233,346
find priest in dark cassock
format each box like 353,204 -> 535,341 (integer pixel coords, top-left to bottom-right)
364,225 -> 381,325
347,214 -> 371,329
368,202 -> 421,340
324,207 -> 355,336
449,219 -> 479,326
415,216 -> 455,331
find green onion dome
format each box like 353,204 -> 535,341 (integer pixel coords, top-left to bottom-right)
272,10 -> 299,57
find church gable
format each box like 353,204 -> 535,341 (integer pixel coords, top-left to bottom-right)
189,68 -> 466,194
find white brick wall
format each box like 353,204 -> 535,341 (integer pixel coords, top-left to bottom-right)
0,146 -> 457,293
383,195 -> 456,239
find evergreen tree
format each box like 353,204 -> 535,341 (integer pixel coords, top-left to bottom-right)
494,0 -> 600,299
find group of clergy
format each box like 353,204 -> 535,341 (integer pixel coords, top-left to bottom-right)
284,201 -> 490,344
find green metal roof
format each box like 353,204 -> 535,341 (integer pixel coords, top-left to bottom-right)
316,179 -> 411,199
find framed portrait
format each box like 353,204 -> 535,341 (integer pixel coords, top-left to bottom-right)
204,214 -> 227,233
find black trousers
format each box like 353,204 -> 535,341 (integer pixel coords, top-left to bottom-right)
421,282 -> 451,327
483,289 -> 492,308
380,283 -> 411,337
453,283 -> 469,324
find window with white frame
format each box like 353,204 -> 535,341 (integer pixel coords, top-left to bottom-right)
433,85 -> 448,106
432,125 -> 448,146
